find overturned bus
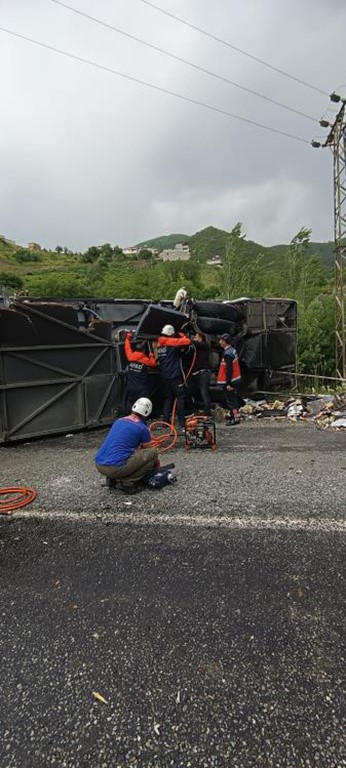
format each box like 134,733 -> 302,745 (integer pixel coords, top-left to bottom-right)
0,295 -> 297,444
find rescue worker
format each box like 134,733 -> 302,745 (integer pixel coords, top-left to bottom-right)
157,324 -> 192,431
95,397 -> 158,494
124,331 -> 157,411
186,332 -> 212,416
217,333 -> 242,425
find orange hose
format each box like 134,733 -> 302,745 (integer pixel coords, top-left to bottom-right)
0,486 -> 37,515
170,347 -> 197,427
148,420 -> 178,453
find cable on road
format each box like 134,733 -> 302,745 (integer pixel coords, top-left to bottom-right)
0,487 -> 37,515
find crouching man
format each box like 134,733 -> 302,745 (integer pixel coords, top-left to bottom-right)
95,398 -> 158,494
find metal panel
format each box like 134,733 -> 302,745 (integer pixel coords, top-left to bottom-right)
0,340 -> 118,444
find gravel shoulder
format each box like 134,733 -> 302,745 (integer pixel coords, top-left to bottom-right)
1,420 -> 345,524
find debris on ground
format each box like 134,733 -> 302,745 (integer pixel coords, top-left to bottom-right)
235,392 -> 346,431
91,691 -> 109,705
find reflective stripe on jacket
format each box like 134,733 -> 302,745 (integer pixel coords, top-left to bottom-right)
217,345 -> 241,385
157,333 -> 191,380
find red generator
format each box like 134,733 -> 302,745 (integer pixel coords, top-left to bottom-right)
184,415 -> 217,450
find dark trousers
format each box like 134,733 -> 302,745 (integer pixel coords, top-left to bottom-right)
186,371 -> 211,415
225,383 -> 240,414
96,447 -> 159,489
126,382 -> 149,413
162,377 -> 186,427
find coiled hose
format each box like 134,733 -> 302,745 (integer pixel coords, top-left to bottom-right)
0,487 -> 37,515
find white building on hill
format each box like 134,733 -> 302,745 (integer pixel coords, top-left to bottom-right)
159,242 -> 191,261
207,255 -> 223,267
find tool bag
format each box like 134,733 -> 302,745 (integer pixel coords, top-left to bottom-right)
145,463 -> 177,489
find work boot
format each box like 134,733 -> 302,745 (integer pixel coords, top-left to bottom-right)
106,477 -> 117,489
118,482 -> 142,495
225,411 -> 241,426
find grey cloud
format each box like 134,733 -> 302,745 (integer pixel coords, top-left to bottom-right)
0,0 -> 345,250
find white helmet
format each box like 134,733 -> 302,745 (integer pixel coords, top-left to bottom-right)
161,324 -> 175,336
132,397 -> 153,418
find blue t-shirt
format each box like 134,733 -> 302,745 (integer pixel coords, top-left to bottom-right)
95,417 -> 151,467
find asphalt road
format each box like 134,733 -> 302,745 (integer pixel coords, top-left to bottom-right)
1,421 -> 346,767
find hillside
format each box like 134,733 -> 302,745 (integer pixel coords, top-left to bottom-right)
136,233 -> 189,250
270,241 -> 334,266
137,226 -> 335,266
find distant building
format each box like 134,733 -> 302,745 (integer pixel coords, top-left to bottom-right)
123,245 -> 159,257
28,242 -> 41,251
123,246 -> 140,256
159,242 -> 191,261
207,255 -> 223,267
0,235 -> 16,246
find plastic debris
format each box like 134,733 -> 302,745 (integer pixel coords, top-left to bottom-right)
92,691 -> 108,705
153,723 -> 160,736
237,393 -> 346,431
331,418 -> 346,429
286,403 -> 304,418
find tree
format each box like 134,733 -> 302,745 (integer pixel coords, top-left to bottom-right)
82,245 -> 100,263
137,248 -> 153,261
298,292 -> 335,377
277,228 -> 327,307
99,243 -> 113,260
113,245 -> 124,260
14,249 -> 41,263
55,246 -> 63,253
219,223 -> 264,299
0,272 -> 24,292
25,272 -> 92,298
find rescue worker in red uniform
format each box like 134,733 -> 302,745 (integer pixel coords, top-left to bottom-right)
217,333 -> 242,425
157,324 -> 192,430
124,331 -> 157,411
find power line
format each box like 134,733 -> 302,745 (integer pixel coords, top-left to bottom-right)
0,26 -> 310,144
50,0 -> 316,123
138,0 -> 328,98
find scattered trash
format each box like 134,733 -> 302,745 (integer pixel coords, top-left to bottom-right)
237,393 -> 346,431
331,418 -> 346,429
65,433 -> 74,438
175,690 -> 181,704
92,691 -> 108,705
153,723 -> 160,736
286,403 -> 305,419
304,396 -> 332,416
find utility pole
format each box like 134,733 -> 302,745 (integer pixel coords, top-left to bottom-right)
312,93 -> 346,380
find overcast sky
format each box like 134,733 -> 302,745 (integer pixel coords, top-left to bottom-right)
1,0 -> 345,250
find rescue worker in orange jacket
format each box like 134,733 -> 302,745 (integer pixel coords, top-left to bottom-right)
217,333 -> 242,425
124,331 -> 157,411
157,324 -> 192,429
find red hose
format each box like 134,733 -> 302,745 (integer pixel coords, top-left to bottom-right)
149,421 -> 178,453
0,487 -> 37,515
